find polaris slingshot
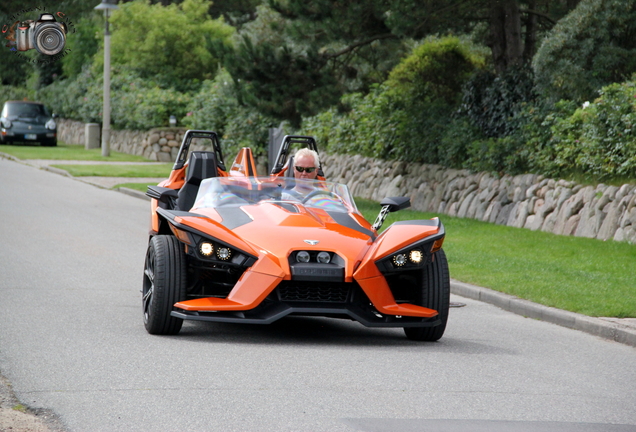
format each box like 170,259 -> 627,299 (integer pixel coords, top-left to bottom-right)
143,131 -> 449,341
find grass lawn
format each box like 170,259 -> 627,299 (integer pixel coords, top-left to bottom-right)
115,182 -> 157,192
355,198 -> 636,318
51,163 -> 173,178
0,142 -> 148,162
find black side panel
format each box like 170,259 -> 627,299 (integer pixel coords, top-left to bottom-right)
327,211 -> 376,240
216,207 -> 253,230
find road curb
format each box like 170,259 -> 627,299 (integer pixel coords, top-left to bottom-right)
41,165 -> 72,177
116,186 -> 150,201
451,279 -> 636,348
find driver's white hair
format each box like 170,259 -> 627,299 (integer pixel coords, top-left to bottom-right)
294,148 -> 320,167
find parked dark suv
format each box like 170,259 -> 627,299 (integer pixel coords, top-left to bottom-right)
0,101 -> 57,146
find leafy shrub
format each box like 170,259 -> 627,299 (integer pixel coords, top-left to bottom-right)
182,69 -> 277,157
37,66 -> 102,122
533,0 -> 636,103
461,65 -> 536,138
547,82 -> 636,178
108,69 -> 191,130
38,66 -> 193,129
439,116 -> 485,169
0,85 -> 35,102
386,36 -> 485,103
301,36 -> 486,164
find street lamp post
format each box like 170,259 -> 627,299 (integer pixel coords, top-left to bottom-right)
95,0 -> 119,157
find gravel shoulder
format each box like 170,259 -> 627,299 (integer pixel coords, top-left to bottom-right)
0,374 -> 65,432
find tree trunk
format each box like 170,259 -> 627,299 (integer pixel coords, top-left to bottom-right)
524,0 -> 538,63
489,0 -> 523,74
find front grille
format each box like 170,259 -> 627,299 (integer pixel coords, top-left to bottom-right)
277,281 -> 352,303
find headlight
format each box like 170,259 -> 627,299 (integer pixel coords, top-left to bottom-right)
1,119 -> 11,128
296,251 -> 310,263
45,119 -> 56,130
317,251 -> 331,263
217,247 -> 231,260
375,222 -> 445,274
409,250 -> 423,263
393,253 -> 407,267
199,242 -> 214,256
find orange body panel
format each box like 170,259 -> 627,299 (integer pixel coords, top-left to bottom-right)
169,202 -> 440,318
229,147 -> 259,177
356,276 -> 438,318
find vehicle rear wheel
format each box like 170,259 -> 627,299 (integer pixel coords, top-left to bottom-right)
142,235 -> 186,335
404,249 -> 450,342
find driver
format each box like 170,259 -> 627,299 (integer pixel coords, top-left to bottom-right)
279,148 -> 321,201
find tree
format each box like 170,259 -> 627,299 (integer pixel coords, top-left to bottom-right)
228,0 -> 580,126
533,0 -> 636,102
103,0 -> 234,86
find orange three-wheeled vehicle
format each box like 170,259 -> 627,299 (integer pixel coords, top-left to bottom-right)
143,131 -> 449,341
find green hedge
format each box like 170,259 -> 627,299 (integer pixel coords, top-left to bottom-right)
302,36 -> 486,166
181,69 -> 277,158
546,82 -> 636,178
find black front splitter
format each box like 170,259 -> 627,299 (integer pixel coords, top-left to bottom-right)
171,301 -> 441,328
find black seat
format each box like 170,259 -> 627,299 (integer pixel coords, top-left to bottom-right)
176,151 -> 218,211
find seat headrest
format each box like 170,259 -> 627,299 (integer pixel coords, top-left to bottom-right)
186,151 -> 217,185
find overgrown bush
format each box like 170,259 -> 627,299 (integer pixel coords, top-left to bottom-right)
38,66 -> 192,129
182,69 -> 277,157
461,66 -> 536,138
301,36 -> 486,164
0,85 -> 35,103
546,82 -> 636,178
37,66 -> 102,122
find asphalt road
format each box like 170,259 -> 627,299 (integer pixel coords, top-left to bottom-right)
1,157 -> 635,432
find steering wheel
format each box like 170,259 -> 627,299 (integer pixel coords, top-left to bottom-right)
301,189 -> 339,204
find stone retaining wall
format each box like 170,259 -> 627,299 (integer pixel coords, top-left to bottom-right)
321,154 -> 636,244
58,119 -> 636,244
58,118 -> 186,162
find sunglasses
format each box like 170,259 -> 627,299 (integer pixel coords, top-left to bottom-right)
295,166 -> 316,173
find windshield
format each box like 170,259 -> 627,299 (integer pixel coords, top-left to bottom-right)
192,176 -> 357,214
2,102 -> 50,118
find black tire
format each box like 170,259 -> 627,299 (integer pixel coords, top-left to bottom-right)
404,249 -> 450,342
41,139 -> 57,147
142,235 -> 187,335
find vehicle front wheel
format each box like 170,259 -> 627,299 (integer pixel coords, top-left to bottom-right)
142,235 -> 186,335
404,249 -> 450,342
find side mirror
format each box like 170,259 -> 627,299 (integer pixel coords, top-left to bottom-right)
373,196 -> 411,231
146,186 -> 178,208
379,196 -> 411,212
